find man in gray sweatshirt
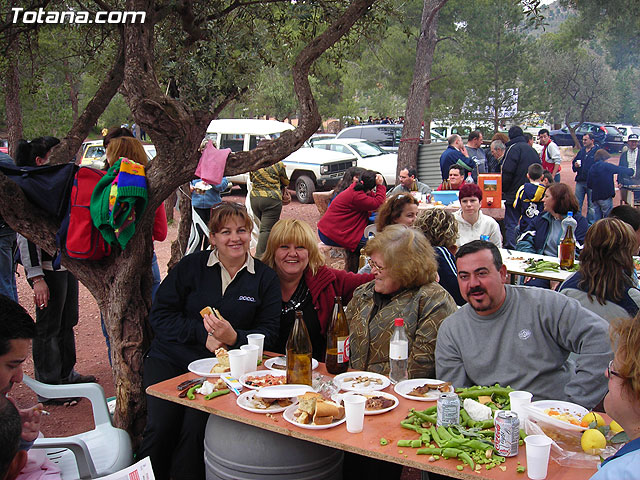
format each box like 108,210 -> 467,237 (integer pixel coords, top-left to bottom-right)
435,240 -> 612,410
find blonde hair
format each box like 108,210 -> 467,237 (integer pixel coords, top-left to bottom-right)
364,225 -> 437,288
414,208 -> 458,248
208,202 -> 253,234
261,219 -> 325,275
610,314 -> 640,402
106,136 -> 148,167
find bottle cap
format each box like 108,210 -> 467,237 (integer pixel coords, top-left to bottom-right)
394,318 -> 404,327
567,211 -> 573,217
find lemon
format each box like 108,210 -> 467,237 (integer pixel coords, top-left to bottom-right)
581,429 -> 607,455
609,420 -> 624,434
580,412 -> 605,428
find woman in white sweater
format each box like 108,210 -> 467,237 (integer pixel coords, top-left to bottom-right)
454,183 -> 502,248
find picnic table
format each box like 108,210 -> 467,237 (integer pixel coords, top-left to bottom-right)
147,359 -> 598,480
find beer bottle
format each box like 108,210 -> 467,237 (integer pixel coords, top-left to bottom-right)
325,296 -> 350,375
286,311 -> 312,385
559,211 -> 577,270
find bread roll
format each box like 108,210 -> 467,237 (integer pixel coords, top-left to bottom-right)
200,306 -> 214,318
315,400 -> 343,418
312,414 -> 334,425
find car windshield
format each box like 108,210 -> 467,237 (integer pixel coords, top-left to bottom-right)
604,126 -> 621,135
349,141 -> 385,158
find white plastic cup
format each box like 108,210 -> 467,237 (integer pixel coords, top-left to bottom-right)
240,344 -> 260,371
524,435 -> 553,480
509,390 -> 533,423
343,394 -> 366,433
247,333 -> 265,362
228,349 -> 248,379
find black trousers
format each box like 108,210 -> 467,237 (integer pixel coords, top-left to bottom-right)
138,355 -> 209,480
32,270 -> 78,384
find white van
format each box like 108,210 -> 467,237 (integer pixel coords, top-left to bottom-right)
206,119 -> 356,203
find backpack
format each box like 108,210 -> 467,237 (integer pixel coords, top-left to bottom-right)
57,166 -> 112,261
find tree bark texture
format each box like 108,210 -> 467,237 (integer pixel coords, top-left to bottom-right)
397,0 -> 448,177
4,38 -> 23,159
168,183 -> 192,271
0,0 -> 380,443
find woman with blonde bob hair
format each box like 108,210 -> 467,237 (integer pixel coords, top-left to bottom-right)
105,135 -> 149,167
262,219 -> 373,360
346,225 -> 457,378
559,217 -> 640,322
591,314 -> 640,479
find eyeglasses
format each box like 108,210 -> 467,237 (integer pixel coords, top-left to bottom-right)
607,360 -> 623,380
368,257 -> 385,272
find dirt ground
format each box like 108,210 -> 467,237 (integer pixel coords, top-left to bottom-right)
9,147 -> 604,476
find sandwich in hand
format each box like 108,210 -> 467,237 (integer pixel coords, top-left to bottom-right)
210,347 -> 230,374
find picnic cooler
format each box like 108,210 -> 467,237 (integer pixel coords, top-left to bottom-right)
204,414 -> 343,479
478,174 -> 502,208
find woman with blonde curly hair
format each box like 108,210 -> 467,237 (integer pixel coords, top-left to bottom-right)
559,217 -> 640,322
591,314 -> 640,479
261,219 -> 373,360
346,225 -> 457,378
415,208 -> 465,305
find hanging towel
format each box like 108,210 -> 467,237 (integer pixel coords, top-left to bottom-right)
195,141 -> 230,185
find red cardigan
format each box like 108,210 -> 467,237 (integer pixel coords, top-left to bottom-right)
305,266 -> 374,335
317,183 -> 386,251
153,203 -> 167,242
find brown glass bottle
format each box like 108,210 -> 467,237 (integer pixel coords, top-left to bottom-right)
286,310 -> 313,386
559,226 -> 575,270
325,296 -> 350,375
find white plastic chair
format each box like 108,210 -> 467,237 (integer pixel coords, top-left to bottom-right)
23,376 -> 133,479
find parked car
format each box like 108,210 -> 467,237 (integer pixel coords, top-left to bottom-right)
206,119 -> 356,203
336,124 -> 444,153
0,139 -> 8,154
550,122 -> 624,152
307,133 -> 336,146
80,140 -> 107,168
607,124 -> 636,143
311,138 -> 398,186
336,125 -> 403,152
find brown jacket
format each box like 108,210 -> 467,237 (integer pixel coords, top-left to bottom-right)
346,281 -> 457,378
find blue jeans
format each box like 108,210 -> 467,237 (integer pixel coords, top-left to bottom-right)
593,197 -> 613,221
574,182 -> 595,224
0,232 -> 17,301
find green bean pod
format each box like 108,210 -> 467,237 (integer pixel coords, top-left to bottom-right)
186,384 -> 202,400
416,447 -> 442,455
204,389 -> 230,400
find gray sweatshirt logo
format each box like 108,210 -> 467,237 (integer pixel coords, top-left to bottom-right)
518,329 -> 532,340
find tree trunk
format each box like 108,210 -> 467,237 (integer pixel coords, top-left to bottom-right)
164,189 -> 177,222
63,58 -> 79,124
397,0 -> 448,178
5,39 -> 23,159
169,182 -> 192,270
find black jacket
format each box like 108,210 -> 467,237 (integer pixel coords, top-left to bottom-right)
501,136 -> 540,203
147,250 -> 281,370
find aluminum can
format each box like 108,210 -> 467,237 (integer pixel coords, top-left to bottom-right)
436,392 -> 460,427
480,235 -> 490,241
494,411 -> 520,457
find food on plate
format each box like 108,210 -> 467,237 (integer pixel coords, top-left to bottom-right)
364,395 -> 395,411
408,382 -> 452,397
508,256 -> 525,261
544,408 -> 581,426
341,375 -> 383,387
244,373 -> 286,388
294,392 -> 345,425
250,394 -> 293,409
210,348 -> 230,373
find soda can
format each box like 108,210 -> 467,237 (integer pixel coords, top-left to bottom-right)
437,392 -> 460,427
494,411 -> 520,457
480,234 -> 490,242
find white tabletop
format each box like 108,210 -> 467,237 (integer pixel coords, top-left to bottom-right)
500,248 -> 577,283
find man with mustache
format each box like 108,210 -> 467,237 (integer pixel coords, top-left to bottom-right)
434,240 -> 612,409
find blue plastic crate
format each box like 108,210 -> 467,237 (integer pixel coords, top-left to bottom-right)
431,190 -> 459,205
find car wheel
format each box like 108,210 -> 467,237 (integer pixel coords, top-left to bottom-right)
295,175 -> 316,204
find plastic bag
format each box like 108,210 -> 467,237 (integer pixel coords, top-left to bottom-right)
195,141 -> 230,185
523,405 -> 618,468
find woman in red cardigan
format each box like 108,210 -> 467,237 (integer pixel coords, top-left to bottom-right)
317,170 -> 386,272
261,219 -> 373,361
